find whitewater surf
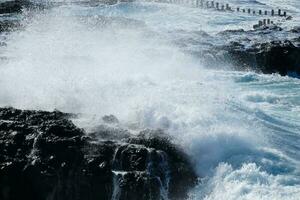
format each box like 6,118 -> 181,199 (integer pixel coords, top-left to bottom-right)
0,0 -> 299,199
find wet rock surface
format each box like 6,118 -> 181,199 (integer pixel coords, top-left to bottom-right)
1,1 -> 299,77
216,26 -> 300,76
0,107 -> 197,200
0,20 -> 21,32
0,0 -> 35,14
185,26 -> 300,76
222,39 -> 300,75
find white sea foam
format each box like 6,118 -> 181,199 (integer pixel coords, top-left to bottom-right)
189,163 -> 300,200
0,1 -> 300,199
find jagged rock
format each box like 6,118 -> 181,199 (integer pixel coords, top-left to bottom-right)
0,1 -> 23,14
89,125 -> 131,140
112,171 -> 162,200
253,40 -> 300,75
0,0 -> 34,14
127,129 -> 197,200
217,29 -> 245,35
219,40 -> 300,75
0,107 -> 197,200
102,115 -> 119,124
290,26 -> 300,33
254,25 -> 283,32
169,26 -> 300,77
0,20 -> 21,32
198,26 -> 300,76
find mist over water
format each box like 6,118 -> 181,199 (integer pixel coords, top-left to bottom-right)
0,1 -> 300,199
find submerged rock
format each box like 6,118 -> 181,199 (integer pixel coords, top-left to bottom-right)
0,107 -> 197,200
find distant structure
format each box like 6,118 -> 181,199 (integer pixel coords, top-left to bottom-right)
148,0 -> 293,29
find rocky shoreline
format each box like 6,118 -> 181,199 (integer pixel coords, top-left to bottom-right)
207,26 -> 300,76
0,0 -> 300,77
0,107 -> 198,200
176,25 -> 300,77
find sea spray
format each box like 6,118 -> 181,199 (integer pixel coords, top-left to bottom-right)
0,1 -> 300,200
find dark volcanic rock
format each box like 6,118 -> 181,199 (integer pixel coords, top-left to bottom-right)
0,107 -> 197,200
0,20 -> 21,32
0,1 -> 23,14
199,27 -> 300,76
0,0 -> 34,14
253,40 -> 300,75
290,26 -> 300,33
220,40 -> 300,75
127,129 -> 197,200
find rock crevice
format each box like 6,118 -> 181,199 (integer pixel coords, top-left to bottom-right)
0,107 -> 197,200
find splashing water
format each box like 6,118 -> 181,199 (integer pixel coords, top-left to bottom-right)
0,0 -> 300,199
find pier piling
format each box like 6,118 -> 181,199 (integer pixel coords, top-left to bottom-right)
154,0 -> 292,30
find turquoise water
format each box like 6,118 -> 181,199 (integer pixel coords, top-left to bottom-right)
0,1 -> 299,199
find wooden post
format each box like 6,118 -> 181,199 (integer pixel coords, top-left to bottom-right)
221,5 -> 224,10
271,10 -> 274,16
267,19 -> 270,24
263,19 -> 266,25
226,4 -> 229,10
278,9 -> 281,16
283,11 -> 286,17
211,1 -> 214,7
259,10 -> 262,15
265,10 -> 267,15
242,9 -> 245,12
248,9 -> 251,14
259,20 -> 263,26
216,2 -> 219,9
237,7 -> 240,12
253,10 -> 255,14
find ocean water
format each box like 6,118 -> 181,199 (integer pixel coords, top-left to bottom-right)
0,0 -> 300,199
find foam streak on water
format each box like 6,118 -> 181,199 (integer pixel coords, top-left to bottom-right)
0,1 -> 300,199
